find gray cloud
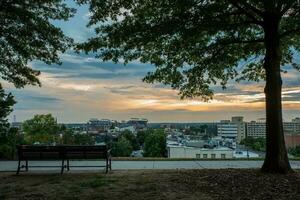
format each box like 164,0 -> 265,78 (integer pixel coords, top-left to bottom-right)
32,53 -> 155,80
8,90 -> 62,111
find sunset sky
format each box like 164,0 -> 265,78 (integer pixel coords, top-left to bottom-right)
5,1 -> 300,123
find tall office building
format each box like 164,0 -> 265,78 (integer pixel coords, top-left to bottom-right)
246,121 -> 266,138
217,116 -> 246,143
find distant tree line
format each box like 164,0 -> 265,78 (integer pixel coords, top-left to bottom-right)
111,129 -> 166,158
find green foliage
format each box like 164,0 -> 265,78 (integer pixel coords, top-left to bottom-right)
23,115 -> 96,145
73,134 -> 95,145
0,85 -> 17,159
137,131 -> 147,146
120,130 -> 140,150
0,128 -> 24,159
78,1 -> 300,99
143,129 -> 166,157
59,124 -> 95,145
111,136 -> 133,157
23,114 -> 60,144
288,146 -> 300,157
0,0 -> 75,87
62,128 -> 75,145
0,144 -> 12,160
241,137 -> 266,152
23,114 -> 59,135
0,84 -> 16,134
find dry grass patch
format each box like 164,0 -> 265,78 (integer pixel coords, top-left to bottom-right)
0,169 -> 299,200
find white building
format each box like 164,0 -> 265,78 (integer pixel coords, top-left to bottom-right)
217,116 -> 246,143
218,123 -> 238,139
118,125 -> 136,134
167,145 -> 234,159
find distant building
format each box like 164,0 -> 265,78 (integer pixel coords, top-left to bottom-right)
127,118 -> 148,131
292,117 -> 300,123
64,123 -> 87,133
245,118 -> 300,138
117,125 -> 136,133
217,116 -> 245,143
283,122 -> 300,133
232,116 -> 246,143
246,121 -> 266,138
87,119 -> 112,134
285,134 -> 300,149
218,123 -> 238,139
234,150 -> 259,158
167,145 -> 234,159
184,140 -> 206,148
231,116 -> 244,123
220,120 -> 231,123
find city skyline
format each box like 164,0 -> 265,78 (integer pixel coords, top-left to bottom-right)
4,1 -> 300,123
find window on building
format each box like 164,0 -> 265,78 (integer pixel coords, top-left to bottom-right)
211,154 -> 216,159
221,154 -> 226,159
203,154 -> 207,159
196,154 -> 201,159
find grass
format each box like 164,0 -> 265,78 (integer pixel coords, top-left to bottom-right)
0,169 -> 299,200
97,156 -> 300,161
1,157 -> 300,161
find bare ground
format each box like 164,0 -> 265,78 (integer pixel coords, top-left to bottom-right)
0,169 -> 299,200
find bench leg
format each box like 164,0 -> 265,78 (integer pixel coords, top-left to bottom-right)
25,160 -> 28,172
67,159 -> 70,171
16,159 -> 21,175
109,158 -> 112,171
61,159 -> 65,174
105,158 -> 109,173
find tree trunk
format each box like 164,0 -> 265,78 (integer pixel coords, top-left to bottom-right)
261,14 -> 292,173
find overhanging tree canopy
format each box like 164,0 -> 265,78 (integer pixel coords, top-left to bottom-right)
78,0 -> 300,173
0,0 -> 75,87
0,84 -> 15,134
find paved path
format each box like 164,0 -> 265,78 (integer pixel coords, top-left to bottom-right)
1,160 -> 300,172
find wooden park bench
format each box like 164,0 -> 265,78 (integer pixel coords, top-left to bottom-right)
16,145 -> 112,175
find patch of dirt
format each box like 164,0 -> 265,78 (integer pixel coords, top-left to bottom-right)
0,169 -> 299,200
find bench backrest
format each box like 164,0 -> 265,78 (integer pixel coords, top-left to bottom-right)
17,145 -> 64,160
64,145 -> 107,159
17,145 -> 108,160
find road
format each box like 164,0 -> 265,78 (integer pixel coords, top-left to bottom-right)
0,160 -> 300,172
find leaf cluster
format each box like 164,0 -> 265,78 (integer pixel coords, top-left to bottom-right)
0,0 -> 75,87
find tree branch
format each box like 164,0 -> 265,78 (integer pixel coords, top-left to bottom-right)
238,1 -> 264,16
203,38 -> 264,53
228,0 -> 263,26
217,38 -> 264,45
